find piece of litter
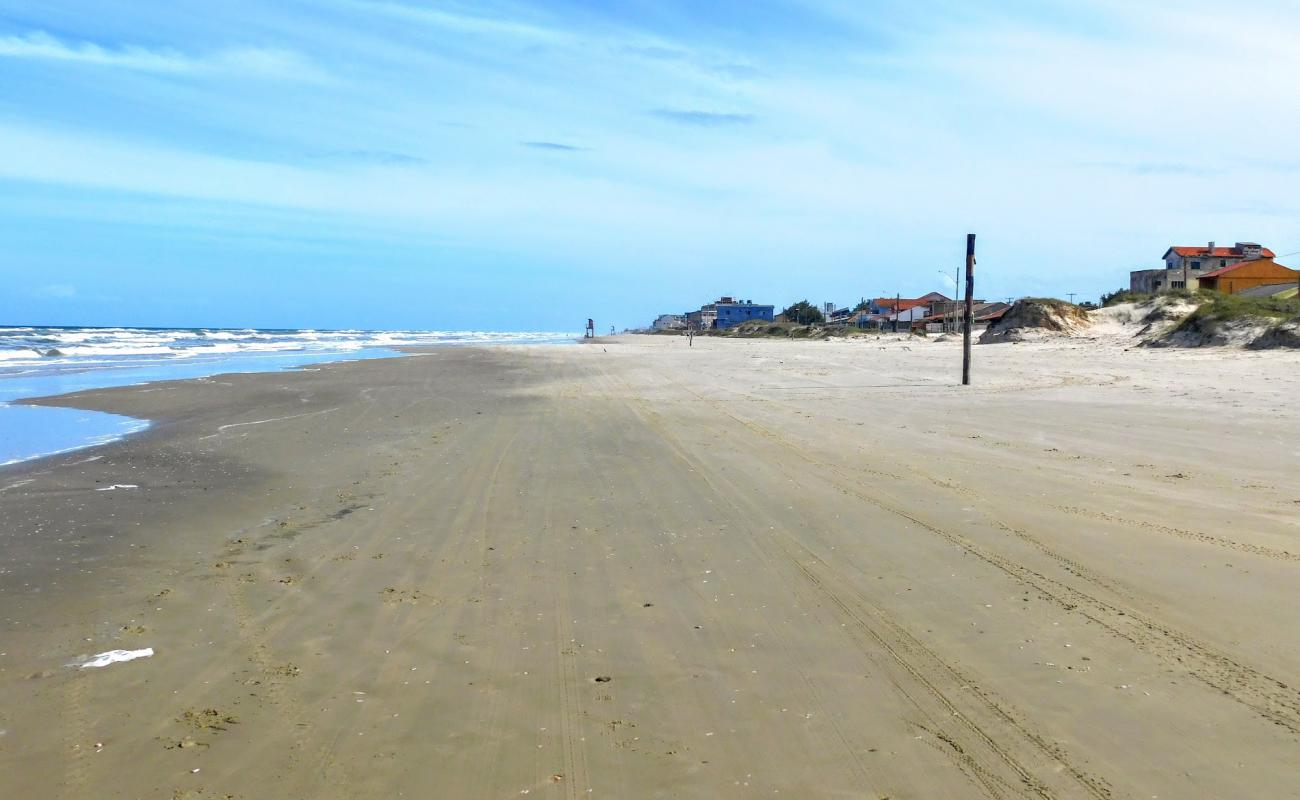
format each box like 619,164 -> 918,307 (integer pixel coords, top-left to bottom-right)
70,648 -> 154,669
96,484 -> 139,492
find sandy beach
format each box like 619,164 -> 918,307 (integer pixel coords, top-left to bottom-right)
2,336 -> 1298,799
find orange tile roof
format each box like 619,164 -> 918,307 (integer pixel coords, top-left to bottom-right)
1169,245 -> 1275,259
873,298 -> 930,311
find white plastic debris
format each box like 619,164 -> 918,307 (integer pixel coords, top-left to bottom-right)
71,648 -> 154,668
95,484 -> 139,492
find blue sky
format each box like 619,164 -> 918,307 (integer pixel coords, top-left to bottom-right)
1,1 -> 1298,330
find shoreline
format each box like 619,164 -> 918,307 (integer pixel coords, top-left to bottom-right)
2,338 -> 1298,798
0,347 -> 419,470
0,329 -> 580,468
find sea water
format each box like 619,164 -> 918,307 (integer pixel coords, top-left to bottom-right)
0,327 -> 576,467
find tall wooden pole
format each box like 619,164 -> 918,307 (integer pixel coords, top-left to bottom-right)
962,234 -> 975,386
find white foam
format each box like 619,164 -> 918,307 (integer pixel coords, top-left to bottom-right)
2,327 -> 578,370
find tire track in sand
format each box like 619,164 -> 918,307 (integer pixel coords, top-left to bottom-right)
590,365 -> 1085,798
652,366 -> 1300,736
1055,505 -> 1300,563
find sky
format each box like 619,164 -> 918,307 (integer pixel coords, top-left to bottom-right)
1,0 -> 1298,330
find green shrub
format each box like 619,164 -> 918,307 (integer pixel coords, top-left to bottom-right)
1189,293 -> 1299,322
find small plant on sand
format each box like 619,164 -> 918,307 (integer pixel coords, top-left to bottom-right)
1183,293 -> 1299,324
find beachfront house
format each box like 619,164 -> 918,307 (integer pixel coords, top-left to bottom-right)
868,305 -> 930,331
1196,258 -> 1299,295
715,300 -> 775,329
686,303 -> 717,330
652,314 -> 686,331
862,293 -> 952,329
916,301 -> 1009,333
1130,242 -> 1277,293
866,293 -> 950,316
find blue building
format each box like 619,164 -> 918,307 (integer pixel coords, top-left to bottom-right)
714,300 -> 775,329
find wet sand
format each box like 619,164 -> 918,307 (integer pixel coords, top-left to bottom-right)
1,337 -> 1298,799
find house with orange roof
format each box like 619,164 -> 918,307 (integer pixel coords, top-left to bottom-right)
1131,242 -> 1278,293
1196,258 -> 1298,295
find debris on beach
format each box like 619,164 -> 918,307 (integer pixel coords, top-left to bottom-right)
95,484 -> 139,492
70,647 -> 154,669
180,708 -> 239,732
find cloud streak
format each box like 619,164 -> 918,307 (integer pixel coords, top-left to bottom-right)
355,1 -> 566,42
521,141 -> 586,152
0,31 -> 326,81
318,149 -> 428,165
5,0 -> 1300,328
651,109 -> 755,127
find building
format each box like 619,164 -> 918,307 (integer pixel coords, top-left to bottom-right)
916,302 -> 1009,333
682,296 -> 772,329
866,292 -> 950,316
1196,258 -> 1298,295
1131,242 -> 1277,293
652,314 -> 686,331
870,305 -> 931,331
715,300 -> 775,329
684,307 -> 715,330
1235,283 -> 1298,300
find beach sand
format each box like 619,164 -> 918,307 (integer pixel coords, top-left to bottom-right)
1,336 -> 1298,798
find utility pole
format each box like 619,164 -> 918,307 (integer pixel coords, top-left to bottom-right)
1068,292 -> 1077,305
962,234 -> 975,386
893,293 -> 901,333
952,267 -> 960,332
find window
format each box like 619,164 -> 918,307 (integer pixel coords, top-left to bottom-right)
1171,281 -> 1185,289
1190,261 -> 1201,269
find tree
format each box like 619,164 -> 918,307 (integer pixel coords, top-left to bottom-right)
853,298 -> 871,313
1100,288 -> 1143,307
781,300 -> 825,325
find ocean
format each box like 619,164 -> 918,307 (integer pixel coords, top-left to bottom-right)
0,326 -> 576,467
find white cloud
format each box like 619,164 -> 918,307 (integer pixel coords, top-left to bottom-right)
4,0 -> 1300,307
33,284 -> 77,299
354,1 -> 568,42
0,31 -> 327,81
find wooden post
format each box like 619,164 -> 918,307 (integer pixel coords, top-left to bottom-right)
893,293 -> 900,333
962,234 -> 975,386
